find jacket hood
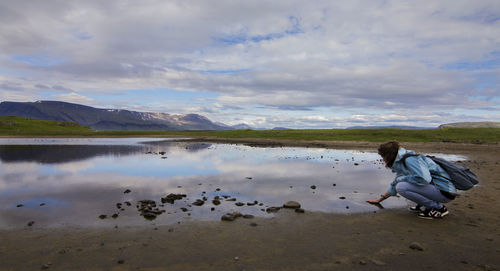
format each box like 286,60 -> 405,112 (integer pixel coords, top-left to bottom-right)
392,147 -> 416,171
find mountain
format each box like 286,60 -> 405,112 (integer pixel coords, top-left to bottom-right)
0,101 -> 229,131
346,125 -> 433,129
439,122 -> 500,128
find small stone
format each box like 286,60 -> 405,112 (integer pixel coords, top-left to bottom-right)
283,201 -> 301,209
243,214 -> 254,219
310,185 -> 316,189
370,259 -> 386,266
221,214 -> 236,221
359,260 -> 367,265
234,257 -> 239,261
40,203 -> 45,206
99,215 -> 107,219
250,222 -> 258,227
124,189 -> 131,194
235,202 -> 245,207
295,208 -> 305,213
16,204 -> 24,208
41,263 -> 51,269
117,259 -> 125,264
111,213 -> 119,219
27,221 -> 35,227
339,196 -> 346,200
246,177 -> 252,179
409,242 -> 424,251
266,207 -> 281,213
192,199 -> 204,206
354,163 -> 359,166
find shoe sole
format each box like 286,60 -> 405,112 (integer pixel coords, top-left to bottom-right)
417,214 -> 434,220
440,210 -> 449,217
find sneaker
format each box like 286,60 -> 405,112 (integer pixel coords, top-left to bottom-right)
409,204 -> 423,212
417,207 -> 445,219
437,205 -> 449,217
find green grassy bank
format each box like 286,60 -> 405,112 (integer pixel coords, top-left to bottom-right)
1,116 -> 499,143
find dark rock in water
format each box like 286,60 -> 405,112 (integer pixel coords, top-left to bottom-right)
354,163 -> 359,166
158,151 -> 166,155
112,213 -> 119,219
212,199 -> 221,205
266,207 -> 281,213
192,199 -> 205,206
339,196 -> 346,200
40,203 -> 46,206
161,193 -> 187,204
142,212 -> 157,220
295,208 -> 305,213
333,183 -> 336,186
310,185 -> 316,189
230,212 -> 243,218
226,198 -> 237,202
246,177 -> 253,179
409,242 -> 424,251
211,207 -> 215,211
16,204 -> 24,208
247,202 -> 256,206
221,214 -> 235,221
180,207 -> 188,212
27,221 -> 35,227
124,189 -> 131,194
243,214 -> 254,219
250,222 -> 258,227
235,202 -> 245,207
124,201 -> 131,206
99,215 -> 107,219
116,203 -> 122,209
216,188 -> 221,191
283,201 -> 301,209
139,200 -> 156,206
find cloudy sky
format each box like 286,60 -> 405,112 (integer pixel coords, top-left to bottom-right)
0,0 -> 499,128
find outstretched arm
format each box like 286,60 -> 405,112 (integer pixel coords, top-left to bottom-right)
366,192 -> 391,204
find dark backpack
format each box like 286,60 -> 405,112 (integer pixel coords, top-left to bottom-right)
401,154 -> 479,190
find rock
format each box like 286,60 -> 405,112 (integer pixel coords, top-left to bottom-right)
40,203 -> 45,206
339,196 -> 346,200
221,214 -> 236,221
359,260 -> 367,265
124,189 -> 131,194
180,207 -> 188,212
229,212 -> 243,218
243,214 -> 254,219
370,259 -> 386,266
16,204 -> 24,208
124,201 -> 131,206
235,202 -> 245,207
192,199 -> 205,206
99,215 -> 107,219
158,151 -> 166,155
212,199 -> 221,205
41,263 -> 51,269
409,242 -> 424,251
246,177 -> 253,179
283,201 -> 301,209
111,213 -> 119,219
27,221 -> 35,227
142,212 -> 157,220
266,207 -> 281,213
116,203 -> 122,209
310,185 -> 316,189
354,163 -> 359,166
117,259 -> 125,264
250,222 -> 258,227
226,198 -> 237,202
161,194 -> 187,204
295,208 -> 305,213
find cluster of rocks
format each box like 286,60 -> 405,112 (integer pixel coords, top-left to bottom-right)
221,211 -> 254,221
137,200 -> 166,220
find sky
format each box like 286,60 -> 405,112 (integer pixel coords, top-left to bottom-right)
0,0 -> 499,129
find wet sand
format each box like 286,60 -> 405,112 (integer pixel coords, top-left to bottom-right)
1,141 -> 499,271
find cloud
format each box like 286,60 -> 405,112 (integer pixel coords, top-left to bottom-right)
0,0 -> 499,127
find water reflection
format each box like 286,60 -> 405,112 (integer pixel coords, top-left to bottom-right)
0,138 -> 466,229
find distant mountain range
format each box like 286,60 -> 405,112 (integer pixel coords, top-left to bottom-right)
346,125 -> 433,129
0,101 -> 237,131
438,122 -> 500,128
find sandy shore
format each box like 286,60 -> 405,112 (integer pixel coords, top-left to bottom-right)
1,140 -> 499,271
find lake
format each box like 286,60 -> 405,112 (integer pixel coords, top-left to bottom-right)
0,138 -> 465,229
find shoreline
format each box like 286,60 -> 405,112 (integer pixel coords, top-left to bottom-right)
1,140 -> 499,270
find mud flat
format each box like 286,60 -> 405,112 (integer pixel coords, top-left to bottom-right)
0,141 -> 499,271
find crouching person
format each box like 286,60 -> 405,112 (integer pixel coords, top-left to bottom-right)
367,141 -> 457,219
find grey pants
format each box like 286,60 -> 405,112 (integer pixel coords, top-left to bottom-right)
395,182 -> 451,209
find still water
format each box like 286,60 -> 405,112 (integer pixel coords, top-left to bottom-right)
0,138 -> 465,228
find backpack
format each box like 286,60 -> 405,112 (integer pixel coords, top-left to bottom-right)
401,154 -> 479,190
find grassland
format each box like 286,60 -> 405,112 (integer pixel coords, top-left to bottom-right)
1,116 -> 499,143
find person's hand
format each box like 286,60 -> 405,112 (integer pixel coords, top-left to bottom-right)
366,199 -> 381,204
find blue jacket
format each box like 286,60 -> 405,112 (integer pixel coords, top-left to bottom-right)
386,148 -> 457,196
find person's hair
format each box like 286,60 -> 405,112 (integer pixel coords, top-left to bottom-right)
378,141 -> 401,168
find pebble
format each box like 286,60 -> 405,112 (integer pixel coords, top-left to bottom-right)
235,202 -> 245,207
123,189 -> 131,194
295,208 -> 305,213
310,185 -> 316,189
16,204 -> 24,208
243,214 -> 254,219
117,259 -> 125,264
192,199 -> 205,206
266,207 -> 281,213
27,221 -> 35,227
111,213 -> 119,219
99,215 -> 107,219
40,203 -> 45,206
283,201 -> 301,209
409,242 -> 424,251
339,196 -> 346,200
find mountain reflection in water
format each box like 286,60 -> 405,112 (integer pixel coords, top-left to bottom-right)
0,138 -> 465,229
